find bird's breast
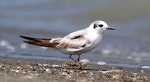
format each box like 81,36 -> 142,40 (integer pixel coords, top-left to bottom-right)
84,33 -> 103,51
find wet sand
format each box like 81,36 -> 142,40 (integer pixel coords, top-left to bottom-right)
0,56 -> 149,82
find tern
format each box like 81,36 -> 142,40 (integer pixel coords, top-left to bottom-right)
20,20 -> 115,62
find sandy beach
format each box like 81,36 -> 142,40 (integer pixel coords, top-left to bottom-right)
0,56 -> 149,82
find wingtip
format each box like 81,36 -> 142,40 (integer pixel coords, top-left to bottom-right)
23,40 -> 35,44
19,35 -> 40,42
19,35 -> 26,39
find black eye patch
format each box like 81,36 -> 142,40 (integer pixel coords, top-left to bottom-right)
98,24 -> 103,27
93,23 -> 97,29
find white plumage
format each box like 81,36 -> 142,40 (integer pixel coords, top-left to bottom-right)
20,20 -> 115,61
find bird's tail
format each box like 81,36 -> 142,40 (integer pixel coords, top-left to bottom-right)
20,35 -> 58,47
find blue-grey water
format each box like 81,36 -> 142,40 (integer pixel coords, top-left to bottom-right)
0,0 -> 150,68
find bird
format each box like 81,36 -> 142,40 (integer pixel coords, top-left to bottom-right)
20,20 -> 115,62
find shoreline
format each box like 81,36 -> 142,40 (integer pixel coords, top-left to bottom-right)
0,56 -> 150,82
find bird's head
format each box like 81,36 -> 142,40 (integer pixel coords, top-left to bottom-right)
88,20 -> 115,34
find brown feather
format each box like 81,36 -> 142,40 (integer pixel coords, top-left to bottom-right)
20,35 -> 51,42
24,40 -> 58,47
20,35 -> 59,47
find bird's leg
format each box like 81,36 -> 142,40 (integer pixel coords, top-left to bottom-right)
77,54 -> 82,67
67,54 -> 78,66
69,54 -> 76,61
77,55 -> 80,62
69,54 -> 80,64
67,54 -> 83,69
69,54 -> 80,62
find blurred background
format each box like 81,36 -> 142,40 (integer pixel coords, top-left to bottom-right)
0,0 -> 150,67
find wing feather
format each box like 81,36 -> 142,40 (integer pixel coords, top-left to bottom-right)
20,28 -> 91,52
57,35 -> 91,52
64,28 -> 88,39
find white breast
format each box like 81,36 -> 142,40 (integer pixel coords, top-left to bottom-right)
85,33 -> 102,51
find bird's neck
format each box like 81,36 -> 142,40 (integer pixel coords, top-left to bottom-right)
86,28 -> 103,42
87,27 -> 103,36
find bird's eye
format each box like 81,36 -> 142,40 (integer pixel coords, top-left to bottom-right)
98,24 -> 103,27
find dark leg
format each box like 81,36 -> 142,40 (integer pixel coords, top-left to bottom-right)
77,55 -> 82,70
77,55 -> 80,62
69,54 -> 82,69
69,54 -> 81,62
69,54 -> 75,61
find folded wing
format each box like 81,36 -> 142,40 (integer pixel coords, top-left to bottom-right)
20,34 -> 91,52
20,35 -> 60,47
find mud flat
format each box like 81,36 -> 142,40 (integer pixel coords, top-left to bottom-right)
0,56 -> 149,82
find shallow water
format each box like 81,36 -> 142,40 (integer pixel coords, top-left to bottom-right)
0,0 -> 150,68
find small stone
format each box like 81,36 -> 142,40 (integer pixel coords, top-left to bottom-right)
43,64 -> 48,66
112,74 -> 120,79
0,64 -> 6,70
109,69 -> 123,73
15,70 -> 20,73
32,68 -> 37,71
61,72 -> 68,76
45,68 -> 50,72
133,73 -> 138,76
17,65 -> 22,70
82,70 -> 88,73
37,63 -> 43,66
62,68 -> 68,72
52,64 -> 59,67
99,70 -> 109,74
45,68 -> 51,73
22,70 -> 28,73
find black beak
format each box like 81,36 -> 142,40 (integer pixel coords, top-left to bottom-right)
106,27 -> 116,30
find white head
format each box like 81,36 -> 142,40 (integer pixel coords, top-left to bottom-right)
87,20 -> 115,34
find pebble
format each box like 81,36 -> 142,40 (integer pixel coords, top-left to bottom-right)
52,64 -> 59,67
61,72 -> 68,76
45,68 -> 52,73
112,74 -> 120,79
37,63 -> 43,66
43,64 -> 48,66
109,69 -> 123,73
15,70 -> 20,73
99,70 -> 109,74
81,70 -> 88,73
133,73 -> 138,76
62,68 -> 68,72
17,65 -> 22,70
45,68 -> 50,72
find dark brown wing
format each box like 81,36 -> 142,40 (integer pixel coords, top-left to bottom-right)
20,35 -> 59,47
